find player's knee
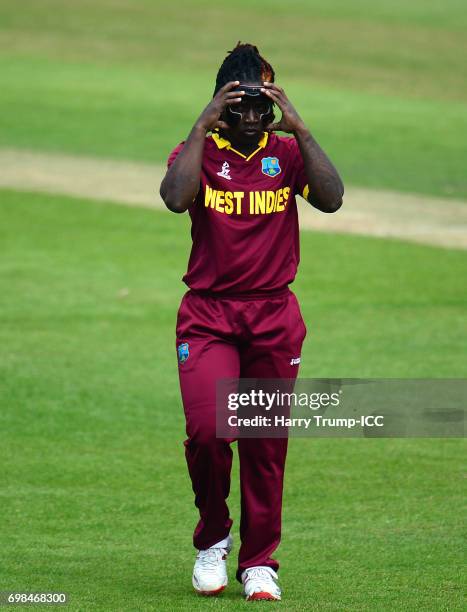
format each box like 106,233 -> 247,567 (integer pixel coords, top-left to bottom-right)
185,425 -> 226,454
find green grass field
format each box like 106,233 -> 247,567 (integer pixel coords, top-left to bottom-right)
1,1 -> 466,610
1,191 -> 466,610
0,0 -> 466,198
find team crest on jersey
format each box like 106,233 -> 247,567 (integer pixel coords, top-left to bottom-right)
261,157 -> 281,177
177,342 -> 189,364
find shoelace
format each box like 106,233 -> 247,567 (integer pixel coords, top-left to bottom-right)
244,567 -> 278,592
196,548 -> 227,572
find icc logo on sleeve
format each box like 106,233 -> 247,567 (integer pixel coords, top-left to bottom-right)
177,342 -> 190,364
261,157 -> 281,177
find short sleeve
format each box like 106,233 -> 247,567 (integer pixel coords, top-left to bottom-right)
167,142 -> 185,167
165,141 -> 201,211
288,138 -> 310,200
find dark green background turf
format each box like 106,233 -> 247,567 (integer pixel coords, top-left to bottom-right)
0,0 -> 466,198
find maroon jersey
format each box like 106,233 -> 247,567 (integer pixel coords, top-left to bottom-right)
167,131 -> 309,295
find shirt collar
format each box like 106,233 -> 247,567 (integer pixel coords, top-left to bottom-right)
211,131 -> 269,159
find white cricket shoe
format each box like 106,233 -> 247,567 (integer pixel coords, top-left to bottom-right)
242,566 -> 282,601
192,535 -> 233,596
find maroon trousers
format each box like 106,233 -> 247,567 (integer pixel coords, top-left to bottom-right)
175,287 -> 307,581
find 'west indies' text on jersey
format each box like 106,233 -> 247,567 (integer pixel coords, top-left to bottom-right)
167,131 -> 309,294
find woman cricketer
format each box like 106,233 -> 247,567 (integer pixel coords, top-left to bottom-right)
160,43 -> 343,601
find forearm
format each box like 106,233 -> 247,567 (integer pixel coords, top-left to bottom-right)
294,126 -> 344,213
160,124 -> 206,213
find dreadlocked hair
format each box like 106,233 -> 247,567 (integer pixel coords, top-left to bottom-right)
214,42 -> 275,96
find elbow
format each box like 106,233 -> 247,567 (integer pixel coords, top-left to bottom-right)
163,198 -> 189,214
319,183 -> 344,213
311,194 -> 343,213
309,180 -> 344,213
159,185 -> 188,214
323,197 -> 343,213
